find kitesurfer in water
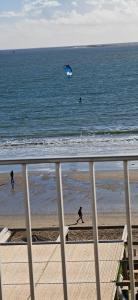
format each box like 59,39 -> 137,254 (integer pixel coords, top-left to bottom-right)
79,97 -> 82,103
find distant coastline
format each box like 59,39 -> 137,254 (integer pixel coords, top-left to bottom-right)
0,41 -> 138,52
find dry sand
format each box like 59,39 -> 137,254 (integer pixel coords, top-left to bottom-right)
0,212 -> 138,229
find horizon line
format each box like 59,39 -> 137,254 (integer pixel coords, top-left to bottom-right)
0,41 -> 138,52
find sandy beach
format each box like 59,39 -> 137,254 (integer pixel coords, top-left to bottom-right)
0,212 -> 138,229
1,212 -> 138,243
0,169 -> 138,229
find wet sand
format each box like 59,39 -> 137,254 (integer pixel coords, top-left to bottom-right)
0,169 -> 138,229
1,168 -> 138,188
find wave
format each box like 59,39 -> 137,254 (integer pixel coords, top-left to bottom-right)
0,128 -> 138,161
1,132 -> 138,149
80,128 -> 138,136
1,126 -> 138,144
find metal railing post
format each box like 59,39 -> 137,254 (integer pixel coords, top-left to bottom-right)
89,162 -> 101,300
123,160 -> 135,300
22,164 -> 35,300
56,163 -> 68,300
0,260 -> 3,300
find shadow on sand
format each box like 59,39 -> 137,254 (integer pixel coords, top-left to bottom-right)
67,222 -> 78,226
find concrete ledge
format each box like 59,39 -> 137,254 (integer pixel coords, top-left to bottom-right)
0,227 -> 11,243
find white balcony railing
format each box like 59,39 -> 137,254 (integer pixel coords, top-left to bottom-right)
0,154 -> 137,300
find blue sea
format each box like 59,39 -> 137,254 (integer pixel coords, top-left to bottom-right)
0,43 -> 138,161
0,43 -> 138,215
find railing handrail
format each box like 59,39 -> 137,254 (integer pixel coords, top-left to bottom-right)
0,153 -> 138,165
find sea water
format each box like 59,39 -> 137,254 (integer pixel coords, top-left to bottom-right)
0,43 -> 138,160
0,43 -> 138,214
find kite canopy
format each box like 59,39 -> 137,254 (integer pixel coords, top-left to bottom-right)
64,64 -> 72,77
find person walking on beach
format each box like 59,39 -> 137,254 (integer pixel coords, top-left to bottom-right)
10,170 -> 14,189
76,207 -> 84,223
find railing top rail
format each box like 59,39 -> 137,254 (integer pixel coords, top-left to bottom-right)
0,154 -> 138,165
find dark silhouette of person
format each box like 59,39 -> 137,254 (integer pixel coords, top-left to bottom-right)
136,290 -> 138,300
10,170 -> 14,189
76,207 -> 84,223
79,97 -> 82,103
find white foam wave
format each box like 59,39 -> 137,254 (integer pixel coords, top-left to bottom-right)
1,134 -> 138,146
0,134 -> 138,159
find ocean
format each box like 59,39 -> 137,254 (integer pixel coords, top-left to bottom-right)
0,43 -> 138,161
0,43 -> 138,215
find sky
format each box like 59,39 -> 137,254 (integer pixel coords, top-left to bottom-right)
0,0 -> 138,50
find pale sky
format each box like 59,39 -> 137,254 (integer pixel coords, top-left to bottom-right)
0,0 -> 138,49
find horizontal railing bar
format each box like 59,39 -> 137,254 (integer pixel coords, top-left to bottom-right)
0,153 -> 138,165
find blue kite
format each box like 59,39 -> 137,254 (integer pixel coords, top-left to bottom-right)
64,64 -> 72,77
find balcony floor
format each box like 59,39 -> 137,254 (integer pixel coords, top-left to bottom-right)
1,242 -> 124,299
